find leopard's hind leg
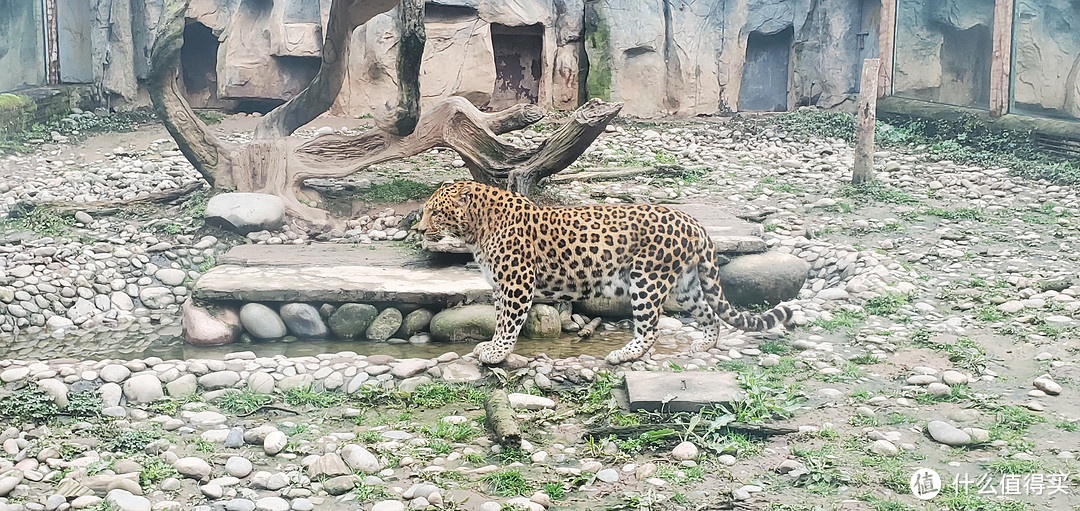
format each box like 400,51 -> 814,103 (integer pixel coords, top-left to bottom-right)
674,268 -> 722,353
698,245 -> 794,332
605,259 -> 676,365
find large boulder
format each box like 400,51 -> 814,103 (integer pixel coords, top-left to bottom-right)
429,305 -> 497,342
239,303 -> 287,339
365,308 -> 403,341
574,296 -> 631,318
279,303 -> 329,338
204,193 -> 286,234
182,299 -> 242,346
329,303 -> 378,339
521,304 -> 562,339
400,308 -> 434,336
716,251 -> 808,308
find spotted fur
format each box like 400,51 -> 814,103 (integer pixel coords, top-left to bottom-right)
414,181 -> 795,365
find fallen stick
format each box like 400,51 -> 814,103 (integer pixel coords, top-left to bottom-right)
236,405 -> 301,417
483,389 -> 522,448
575,317 -> 603,341
587,422 -> 799,439
28,181 -> 206,217
547,167 -> 651,183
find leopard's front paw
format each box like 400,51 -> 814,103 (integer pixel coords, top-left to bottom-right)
689,339 -> 716,353
605,348 -> 642,365
473,341 -> 509,365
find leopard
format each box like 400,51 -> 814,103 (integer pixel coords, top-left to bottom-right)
413,180 -> 796,366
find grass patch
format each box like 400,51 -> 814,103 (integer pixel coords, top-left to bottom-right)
864,292 -> 910,316
791,445 -> 852,494
356,179 -> 437,203
849,353 -> 880,365
0,204 -> 77,237
281,386 -> 346,408
138,455 -> 179,488
811,309 -> 867,333
915,336 -> 991,374
858,455 -> 912,493
923,207 -> 987,222
409,382 -> 486,408
214,391 -> 272,415
98,424 -> 164,454
758,340 -> 791,355
770,110 -> 856,142
982,458 -> 1041,475
710,365 -> 805,425
857,494 -> 916,511
0,387 -> 61,425
352,482 -> 391,502
839,182 -> 920,206
975,306 -> 1005,322
492,446 -> 529,464
420,419 -> 478,443
756,176 -> 806,194
481,469 -> 531,497
615,429 -> 677,455
65,390 -> 103,419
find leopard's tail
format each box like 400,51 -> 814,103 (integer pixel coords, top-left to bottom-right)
697,240 -> 795,331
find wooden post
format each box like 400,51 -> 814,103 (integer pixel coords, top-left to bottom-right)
989,0 -> 1014,116
853,58 -> 880,185
877,0 -> 895,98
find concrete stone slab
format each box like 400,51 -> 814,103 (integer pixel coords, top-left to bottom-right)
624,371 -> 741,413
217,243 -> 445,268
666,204 -> 766,254
196,244 -> 491,306
193,265 -> 493,306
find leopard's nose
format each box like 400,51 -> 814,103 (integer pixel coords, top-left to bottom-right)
413,215 -> 430,233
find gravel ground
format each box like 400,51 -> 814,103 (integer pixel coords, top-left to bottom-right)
0,111 -> 1077,511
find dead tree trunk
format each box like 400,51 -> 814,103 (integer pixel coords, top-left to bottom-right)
147,0 -> 621,231
852,58 -> 880,185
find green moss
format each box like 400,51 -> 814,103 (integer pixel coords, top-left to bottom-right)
0,94 -> 34,109
584,3 -> 612,101
0,94 -> 36,140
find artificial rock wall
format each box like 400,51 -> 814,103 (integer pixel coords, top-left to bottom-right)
3,0 -> 1078,121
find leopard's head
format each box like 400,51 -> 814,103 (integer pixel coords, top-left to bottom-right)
413,181 -> 475,239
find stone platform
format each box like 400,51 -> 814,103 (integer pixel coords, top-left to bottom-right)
194,244 -> 492,306
194,210 -> 767,306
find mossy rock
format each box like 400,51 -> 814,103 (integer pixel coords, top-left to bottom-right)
0,94 -> 36,140
521,304 -> 561,339
329,303 -> 378,339
429,305 -> 497,342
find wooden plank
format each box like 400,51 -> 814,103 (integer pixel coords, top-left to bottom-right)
853,58 -> 881,185
877,0 -> 895,98
624,371 -> 741,413
989,0 -> 1015,117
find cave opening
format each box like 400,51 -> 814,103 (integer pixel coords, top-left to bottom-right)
180,21 -> 233,110
937,23 -> 992,109
489,23 -> 543,110
738,26 -> 793,112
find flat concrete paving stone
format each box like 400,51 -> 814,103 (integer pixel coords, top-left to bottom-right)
218,243 -> 442,268
666,204 -> 766,254
195,244 -> 492,305
624,371 -> 741,413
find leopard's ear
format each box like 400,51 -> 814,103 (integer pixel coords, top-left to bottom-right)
454,187 -> 472,208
